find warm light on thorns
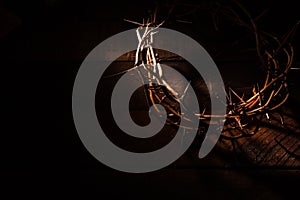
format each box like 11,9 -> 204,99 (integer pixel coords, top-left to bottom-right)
123,1 -> 296,140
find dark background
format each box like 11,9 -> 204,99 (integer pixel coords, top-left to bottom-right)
1,0 -> 300,198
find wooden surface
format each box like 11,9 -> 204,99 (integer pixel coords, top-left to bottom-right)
98,58 -> 300,169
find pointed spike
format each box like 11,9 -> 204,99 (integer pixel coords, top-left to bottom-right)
229,87 -> 245,103
180,81 -> 191,100
235,117 -> 243,130
124,19 -> 144,26
266,113 -> 270,120
279,112 -> 285,125
256,83 -> 262,106
202,107 -> 206,115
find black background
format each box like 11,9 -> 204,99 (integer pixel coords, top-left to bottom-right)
1,0 -> 300,198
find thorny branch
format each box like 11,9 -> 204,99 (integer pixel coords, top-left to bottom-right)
123,1 -> 298,140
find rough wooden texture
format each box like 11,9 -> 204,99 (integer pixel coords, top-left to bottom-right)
101,58 -> 300,168
217,108 -> 300,167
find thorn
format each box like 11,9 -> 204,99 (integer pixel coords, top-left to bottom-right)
124,19 -> 144,26
176,19 -> 192,24
235,117 -> 243,129
179,81 -> 191,101
279,112 -> 285,125
202,107 -> 206,115
229,87 -> 245,103
256,83 -> 262,106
